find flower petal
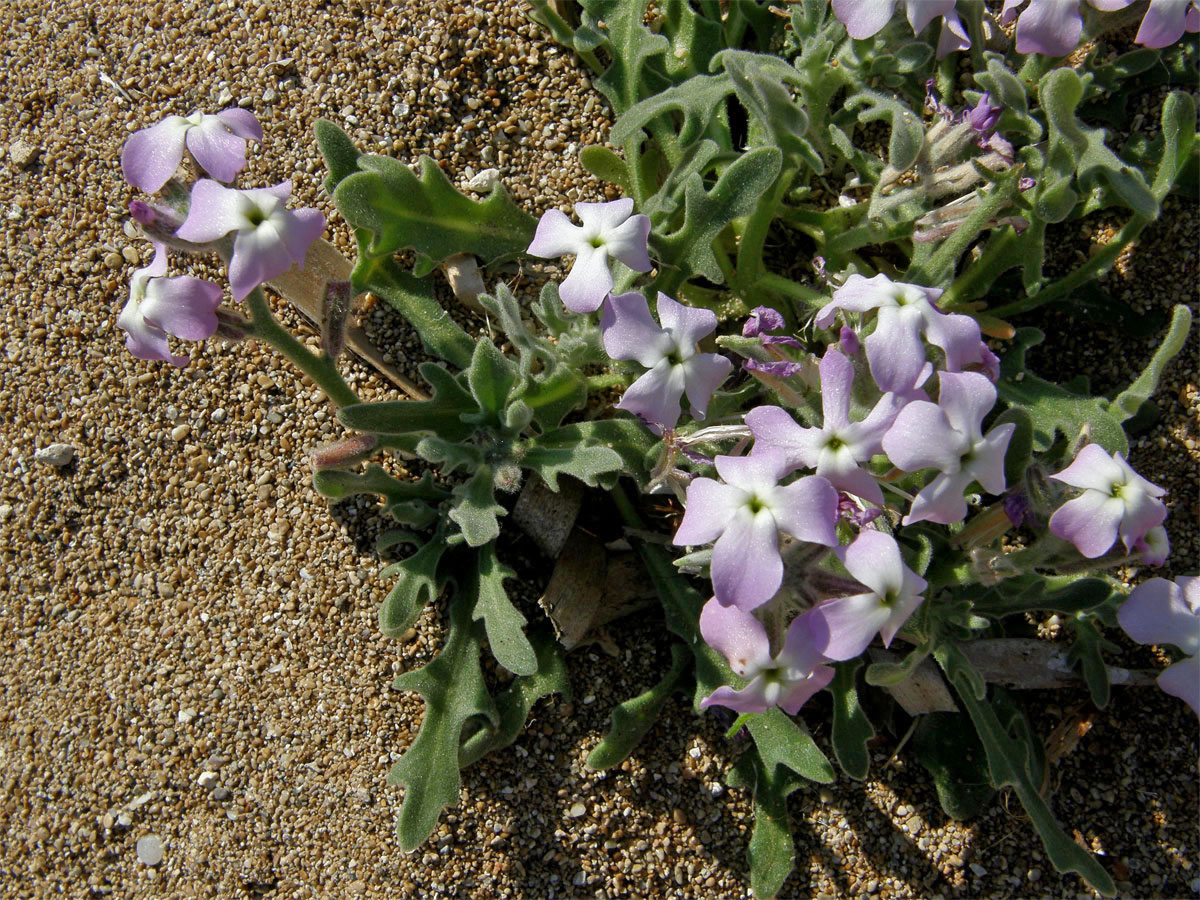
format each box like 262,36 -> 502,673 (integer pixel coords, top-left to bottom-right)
277,207 -> 326,266
700,599 -> 770,677
904,471 -> 973,525
575,198 -> 634,232
904,0 -> 955,33
214,108 -> 263,141
681,354 -> 732,420
771,475 -> 840,547
700,683 -> 773,715
818,346 -> 855,430
970,422 -> 1016,496
935,371 -> 996,443
777,665 -> 836,715
1049,490 -> 1124,557
121,116 -> 191,193
1050,443 -> 1127,493
832,0 -> 897,38
866,305 -> 928,392
601,291 -> 670,366
174,179 -> 246,243
1157,656 -> 1200,718
712,509 -> 783,609
1015,0 -> 1084,56
883,400 -> 961,473
186,116 -> 250,183
674,478 -> 745,547
526,208 -> 584,258
1119,578 -> 1200,653
229,224 -> 295,301
140,276 -> 224,340
117,297 -> 188,367
657,293 -> 717,352
1135,0 -> 1190,46
809,593 -> 892,660
617,360 -> 686,428
557,245 -> 612,314
604,214 -> 652,272
746,405 -> 819,470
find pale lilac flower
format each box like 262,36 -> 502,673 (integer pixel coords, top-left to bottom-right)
1118,576 -> 1200,717
1000,0 -> 1133,56
117,243 -> 224,367
174,180 -> 325,301
601,291 -> 732,429
809,531 -> 928,661
121,109 -> 263,193
815,274 -> 993,392
1048,444 -> 1167,558
746,347 -> 904,505
527,199 -> 651,313
1136,0 -> 1200,47
673,450 -> 840,610
699,600 -> 835,715
1136,525 -> 1171,566
882,371 -> 1015,525
831,0 -> 970,57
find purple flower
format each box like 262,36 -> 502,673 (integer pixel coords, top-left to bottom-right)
699,600 -> 835,715
809,531 -> 928,661
1118,576 -> 1200,718
1135,525 -> 1171,566
116,243 -> 224,367
1000,0 -> 1133,57
174,180 -> 325,301
121,109 -> 263,193
673,450 -> 840,610
1135,0 -> 1200,48
601,291 -> 732,429
966,92 -> 1002,134
831,0 -> 970,57
744,358 -> 805,377
1048,444 -> 1167,558
815,274 -> 992,393
746,347 -> 905,505
527,199 -> 651,314
882,371 -> 1015,525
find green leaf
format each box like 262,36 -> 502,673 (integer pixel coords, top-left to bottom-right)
448,467 -> 506,547
912,712 -> 995,820
314,119 -> 362,193
415,436 -> 485,474
865,640 -> 933,688
388,589 -> 498,851
845,87 -> 925,172
464,338 -> 519,427
991,407 -> 1033,489
1067,615 -> 1118,708
936,645 -> 1116,896
471,543 -> 536,676
587,643 -> 691,770
579,0 -> 673,115
829,659 -> 874,781
1041,68 -> 1158,220
747,710 -> 835,784
1151,91 -> 1197,201
354,259 -> 476,370
579,145 -> 634,194
519,442 -> 625,491
458,628 -> 571,767
532,418 -> 658,486
1106,304 -> 1192,424
715,50 -> 824,172
338,362 -> 478,440
963,574 -> 1117,620
313,465 -> 449,506
335,154 -> 536,270
610,72 -> 734,149
378,539 -> 448,638
997,329 -> 1128,454
654,145 -> 783,286
729,755 -> 802,900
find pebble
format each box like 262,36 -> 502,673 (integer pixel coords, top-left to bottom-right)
197,771 -> 219,790
211,407 -> 227,423
170,424 -> 191,441
8,139 -> 39,169
464,168 -> 500,192
33,443 -> 75,467
136,834 -> 163,866
568,802 -> 587,818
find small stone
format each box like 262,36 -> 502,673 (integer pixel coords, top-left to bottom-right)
969,863 -> 988,877
8,139 -> 39,169
211,787 -> 232,802
117,811 -> 133,828
105,251 -> 124,269
464,168 -> 500,192
136,834 -> 163,866
170,424 -> 191,441
121,246 -> 141,265
34,443 -> 75,467
0,504 -> 12,521
568,802 -> 587,818
197,771 -> 219,790
177,708 -> 198,725
262,88 -> 278,103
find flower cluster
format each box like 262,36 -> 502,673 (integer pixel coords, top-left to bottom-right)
118,109 -> 325,366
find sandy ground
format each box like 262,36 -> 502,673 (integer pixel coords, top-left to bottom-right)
0,1 -> 1196,898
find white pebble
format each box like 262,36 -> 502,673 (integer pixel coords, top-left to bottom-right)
34,443 -> 75,467
170,424 -> 191,441
568,802 -> 587,818
136,834 -> 163,866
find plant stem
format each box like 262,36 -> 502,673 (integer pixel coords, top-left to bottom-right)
755,272 -> 827,310
986,214 -> 1147,317
244,287 -> 359,408
586,372 -> 631,391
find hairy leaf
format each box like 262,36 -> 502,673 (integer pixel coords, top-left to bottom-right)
912,712 -> 994,819
378,539 -> 448,638
472,543 -> 536,676
531,418 -> 659,486
830,659 -> 874,780
587,643 -> 691,770
335,154 -> 536,271
1106,304 -> 1192,424
339,362 -> 478,440
448,467 -> 506,547
314,118 -> 362,193
389,589 -> 498,851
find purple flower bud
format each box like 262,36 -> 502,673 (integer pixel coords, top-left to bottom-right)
1003,489 -> 1038,528
743,306 -> 786,338
966,92 -> 1003,134
309,434 -> 379,470
743,358 -> 805,377
838,327 -> 860,356
1019,177 -> 1036,192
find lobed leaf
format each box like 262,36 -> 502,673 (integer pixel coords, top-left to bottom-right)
378,539 -> 449,638
1106,304 -> 1192,424
448,467 -> 506,547
471,543 -> 536,676
338,362 -> 478,441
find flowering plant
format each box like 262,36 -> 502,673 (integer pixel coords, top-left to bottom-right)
113,2 -> 1197,896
